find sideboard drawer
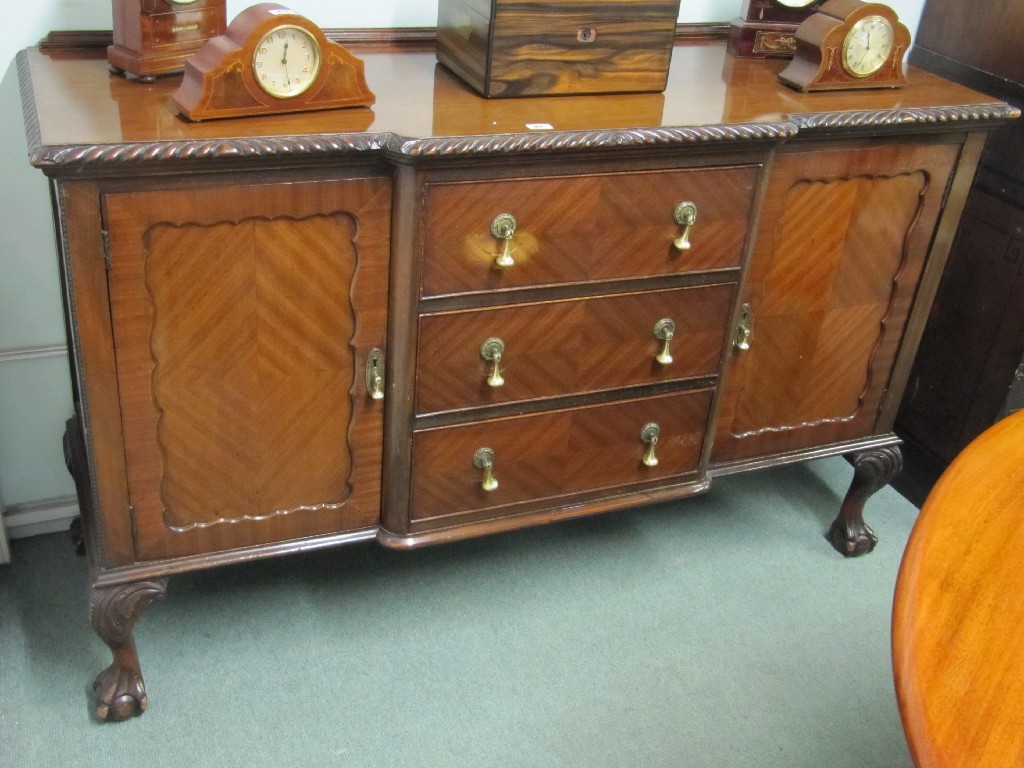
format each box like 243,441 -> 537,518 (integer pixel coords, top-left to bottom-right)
415,283 -> 733,414
409,388 -> 714,526
421,165 -> 758,297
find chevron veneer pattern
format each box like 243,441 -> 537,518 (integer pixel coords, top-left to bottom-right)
416,283 -> 733,414
144,215 -> 357,531
712,142 -> 961,465
410,388 -> 713,526
421,165 -> 758,297
102,177 -> 392,561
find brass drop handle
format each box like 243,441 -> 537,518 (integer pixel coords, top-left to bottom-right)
472,447 -> 499,492
480,337 -> 506,388
365,347 -> 385,400
734,303 -> 752,351
653,318 -> 675,365
673,201 -> 698,251
640,423 -> 661,468
490,213 -> 518,269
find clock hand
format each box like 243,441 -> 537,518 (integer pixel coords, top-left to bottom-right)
281,41 -> 291,85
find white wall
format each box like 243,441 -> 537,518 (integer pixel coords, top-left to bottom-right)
0,0 -> 927,533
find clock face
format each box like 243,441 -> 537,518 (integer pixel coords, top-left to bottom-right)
252,24 -> 322,98
842,15 -> 895,77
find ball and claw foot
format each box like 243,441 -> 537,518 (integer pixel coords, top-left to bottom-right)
828,516 -> 879,557
828,444 -> 902,558
93,663 -> 150,722
89,578 -> 167,722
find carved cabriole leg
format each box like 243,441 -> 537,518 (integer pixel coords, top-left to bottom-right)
89,578 -> 168,721
828,445 -> 904,557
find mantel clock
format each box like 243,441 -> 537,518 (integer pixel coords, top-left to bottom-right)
778,0 -> 910,91
108,0 -> 227,81
728,0 -> 826,58
173,3 -> 375,121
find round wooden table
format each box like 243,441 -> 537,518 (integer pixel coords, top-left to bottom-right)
893,408 -> 1024,767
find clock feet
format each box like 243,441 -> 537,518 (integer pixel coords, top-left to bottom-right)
108,65 -> 156,84
828,445 -> 903,557
89,579 -> 167,721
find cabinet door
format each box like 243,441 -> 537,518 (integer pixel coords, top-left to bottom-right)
711,141 -> 960,466
103,177 -> 390,560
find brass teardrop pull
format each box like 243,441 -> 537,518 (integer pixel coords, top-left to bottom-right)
673,201 -> 697,251
480,337 -> 506,388
640,423 -> 661,468
472,447 -> 499,492
653,318 -> 676,365
490,213 -> 517,269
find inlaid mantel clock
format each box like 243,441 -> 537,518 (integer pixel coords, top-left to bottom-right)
779,0 -> 911,91
108,0 -> 227,81
728,0 -> 826,58
173,3 -> 375,120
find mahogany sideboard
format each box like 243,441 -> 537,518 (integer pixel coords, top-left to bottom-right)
17,35 -> 1015,721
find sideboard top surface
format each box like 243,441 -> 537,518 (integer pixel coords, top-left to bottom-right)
19,39 -> 1016,171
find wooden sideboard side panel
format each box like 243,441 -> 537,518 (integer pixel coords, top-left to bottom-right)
102,177 -> 391,561
58,181 -> 136,568
898,189 -> 1024,460
881,130 -> 989,432
711,140 -> 961,466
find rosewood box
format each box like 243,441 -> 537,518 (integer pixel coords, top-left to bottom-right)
435,0 -> 682,98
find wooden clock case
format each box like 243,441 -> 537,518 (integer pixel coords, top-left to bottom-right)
108,0 -> 227,81
173,4 -> 375,121
727,0 -> 826,58
778,0 -> 911,92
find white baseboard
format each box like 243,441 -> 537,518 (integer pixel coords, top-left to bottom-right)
3,496 -> 80,541
0,515 -> 8,564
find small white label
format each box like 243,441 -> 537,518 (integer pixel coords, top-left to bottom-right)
525,123 -> 554,131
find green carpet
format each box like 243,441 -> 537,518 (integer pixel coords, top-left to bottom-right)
0,457 -> 916,767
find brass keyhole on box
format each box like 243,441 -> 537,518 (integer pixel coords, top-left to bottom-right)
577,28 -> 597,43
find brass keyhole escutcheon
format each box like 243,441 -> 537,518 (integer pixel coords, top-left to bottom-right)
653,318 -> 676,365
640,422 -> 661,468
365,348 -> 385,400
472,447 -> 499,492
490,213 -> 517,269
734,303 -> 752,351
480,337 -> 506,388
673,201 -> 697,251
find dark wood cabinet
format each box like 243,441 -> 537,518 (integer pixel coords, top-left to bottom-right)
18,37 -> 1014,721
897,0 -> 1024,477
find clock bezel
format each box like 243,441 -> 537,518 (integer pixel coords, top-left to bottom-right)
251,23 -> 323,99
841,15 -> 895,77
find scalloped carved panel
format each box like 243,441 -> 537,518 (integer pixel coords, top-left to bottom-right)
104,178 -> 391,560
145,215 -> 356,530
711,142 -> 960,465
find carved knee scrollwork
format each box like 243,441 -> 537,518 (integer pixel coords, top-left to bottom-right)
828,445 -> 903,557
88,578 -> 168,722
